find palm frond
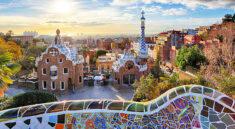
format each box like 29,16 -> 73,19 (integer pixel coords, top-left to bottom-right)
0,53 -> 12,66
1,75 -> 13,84
6,63 -> 21,74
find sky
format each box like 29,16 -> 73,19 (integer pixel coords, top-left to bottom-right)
0,0 -> 234,36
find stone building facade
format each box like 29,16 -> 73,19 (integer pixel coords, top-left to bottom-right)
36,29 -> 84,92
98,53 -> 116,73
113,50 -> 147,87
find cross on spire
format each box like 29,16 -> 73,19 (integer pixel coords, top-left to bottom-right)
141,10 -> 144,15
50,49 -> 58,56
141,10 -> 145,20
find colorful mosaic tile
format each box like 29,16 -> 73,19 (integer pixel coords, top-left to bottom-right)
0,85 -> 234,129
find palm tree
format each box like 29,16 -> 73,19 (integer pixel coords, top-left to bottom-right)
81,46 -> 89,70
223,14 -> 233,23
6,30 -> 14,36
0,53 -> 20,97
158,73 -> 179,91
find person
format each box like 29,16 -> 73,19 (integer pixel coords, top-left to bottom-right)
73,89 -> 75,94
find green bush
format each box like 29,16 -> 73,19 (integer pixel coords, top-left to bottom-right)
0,97 -> 9,103
0,97 -> 14,110
12,92 -> 57,107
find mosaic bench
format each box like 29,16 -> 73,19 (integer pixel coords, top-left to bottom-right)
0,85 -> 234,129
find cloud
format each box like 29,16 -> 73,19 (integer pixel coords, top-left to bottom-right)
46,21 -> 77,24
143,0 -> 235,10
46,21 -> 110,26
110,0 -> 235,10
163,8 -> 187,15
142,6 -> 162,14
110,0 -> 138,6
143,6 -> 187,15
0,15 -> 39,26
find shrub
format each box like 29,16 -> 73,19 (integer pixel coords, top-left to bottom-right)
12,92 -> 57,107
0,97 -> 14,110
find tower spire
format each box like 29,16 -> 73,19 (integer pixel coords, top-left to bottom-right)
139,10 -> 148,58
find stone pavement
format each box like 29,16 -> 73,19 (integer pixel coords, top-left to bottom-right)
4,83 -> 135,101
57,85 -> 134,101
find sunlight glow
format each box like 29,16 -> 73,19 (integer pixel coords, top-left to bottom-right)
52,0 -> 73,14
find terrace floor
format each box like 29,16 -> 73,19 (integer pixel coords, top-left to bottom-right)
5,80 -> 135,101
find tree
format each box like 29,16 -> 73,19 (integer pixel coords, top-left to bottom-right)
223,14 -> 233,23
20,56 -> 35,71
6,30 -> 13,37
111,42 -> 119,49
95,50 -> 107,58
180,74 -> 213,88
200,21 -> 235,83
199,32 -> 208,41
233,13 -> 235,22
0,53 -> 21,97
133,73 -> 160,102
175,45 -> 206,69
0,38 -> 22,61
119,38 -> 130,50
81,45 -> 90,69
216,35 -> 223,42
150,55 -> 164,78
158,73 -> 180,92
93,50 -> 107,67
25,45 -> 46,58
213,67 -> 235,95
192,74 -> 213,87
81,45 -> 89,62
32,38 -> 42,43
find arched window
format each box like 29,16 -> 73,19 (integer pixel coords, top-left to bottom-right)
79,76 -> 82,83
50,65 -> 58,80
50,65 -> 57,76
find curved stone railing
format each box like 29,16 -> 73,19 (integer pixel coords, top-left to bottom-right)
0,85 -> 234,129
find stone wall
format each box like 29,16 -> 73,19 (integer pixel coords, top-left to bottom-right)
37,47 -> 83,92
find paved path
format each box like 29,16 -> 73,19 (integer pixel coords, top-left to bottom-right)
57,85 -> 134,101
5,85 -> 33,97
5,82 -> 134,101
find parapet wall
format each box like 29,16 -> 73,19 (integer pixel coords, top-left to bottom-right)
0,85 -> 234,129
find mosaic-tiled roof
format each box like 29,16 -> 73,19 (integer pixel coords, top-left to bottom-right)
112,49 -> 147,72
35,44 -> 84,67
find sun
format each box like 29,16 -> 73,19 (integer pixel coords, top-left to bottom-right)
52,0 -> 73,14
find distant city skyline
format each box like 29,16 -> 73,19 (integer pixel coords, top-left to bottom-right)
0,0 -> 234,36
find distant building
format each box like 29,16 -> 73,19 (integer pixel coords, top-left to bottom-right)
23,31 -> 38,38
197,26 -> 211,35
155,32 -> 172,60
97,38 -> 112,50
182,29 -> 197,35
113,10 -> 148,87
35,29 -> 84,93
169,30 -> 186,48
0,32 -> 4,36
98,53 -> 116,73
184,35 -> 201,45
36,42 -> 45,47
11,36 -> 34,43
62,36 -> 73,44
170,46 -> 178,63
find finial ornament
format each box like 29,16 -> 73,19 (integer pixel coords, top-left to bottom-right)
141,10 -> 145,20
56,29 -> 60,35
141,10 -> 145,15
55,29 -> 61,45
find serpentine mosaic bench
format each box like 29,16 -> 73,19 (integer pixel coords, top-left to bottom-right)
0,85 -> 234,129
